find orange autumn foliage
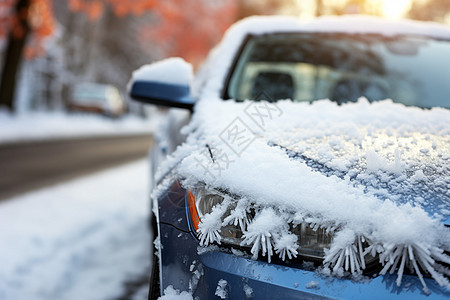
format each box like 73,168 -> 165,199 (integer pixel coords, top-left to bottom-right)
141,0 -> 238,65
0,0 -> 15,37
1,0 -> 238,63
2,0 -> 163,58
68,0 -> 160,19
0,0 -> 55,58
0,0 -> 238,110
26,0 -> 56,58
68,0 -> 104,20
65,0 -> 239,64
107,0 -> 159,17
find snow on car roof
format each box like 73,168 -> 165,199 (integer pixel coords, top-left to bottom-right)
227,15 -> 450,39
195,15 -> 450,99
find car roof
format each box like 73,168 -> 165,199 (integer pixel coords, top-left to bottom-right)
227,15 -> 450,40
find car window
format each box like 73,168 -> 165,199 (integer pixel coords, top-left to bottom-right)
227,33 -> 450,109
73,84 -> 108,103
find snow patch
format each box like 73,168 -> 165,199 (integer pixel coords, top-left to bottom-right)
243,283 -> 254,298
305,281 -> 320,289
0,110 -> 156,144
159,285 -> 193,300
130,57 -> 193,87
0,160 -> 151,300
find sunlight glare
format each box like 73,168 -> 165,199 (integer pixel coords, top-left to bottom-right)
380,0 -> 412,19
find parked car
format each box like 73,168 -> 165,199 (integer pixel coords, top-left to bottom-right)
68,83 -> 126,117
129,16 -> 450,299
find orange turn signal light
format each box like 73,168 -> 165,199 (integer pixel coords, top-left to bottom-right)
188,189 -> 201,231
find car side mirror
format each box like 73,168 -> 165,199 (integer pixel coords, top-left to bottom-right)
128,57 -> 195,110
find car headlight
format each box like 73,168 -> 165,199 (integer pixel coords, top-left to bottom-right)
187,186 -> 334,262
290,223 -> 333,260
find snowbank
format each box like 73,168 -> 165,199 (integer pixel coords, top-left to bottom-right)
0,160 -> 151,300
0,110 -> 156,144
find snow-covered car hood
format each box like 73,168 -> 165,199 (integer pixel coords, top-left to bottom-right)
155,97 -> 450,292
272,125 -> 449,217
175,97 -> 449,216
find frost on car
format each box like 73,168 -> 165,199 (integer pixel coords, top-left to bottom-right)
129,16 -> 450,299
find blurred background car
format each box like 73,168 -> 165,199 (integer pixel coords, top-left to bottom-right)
67,83 -> 126,117
130,15 -> 450,299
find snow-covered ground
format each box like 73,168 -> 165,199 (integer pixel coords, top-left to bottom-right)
0,159 -> 152,300
0,110 -> 157,144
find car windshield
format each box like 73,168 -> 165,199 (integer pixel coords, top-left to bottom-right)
227,33 -> 450,109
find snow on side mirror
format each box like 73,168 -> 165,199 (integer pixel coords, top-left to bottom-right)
128,57 -> 195,110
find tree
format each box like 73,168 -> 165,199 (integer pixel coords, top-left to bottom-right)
0,0 -> 239,111
313,0 -> 384,16
408,0 -> 450,23
236,0 -> 298,20
0,0 -> 54,110
141,0 -> 238,66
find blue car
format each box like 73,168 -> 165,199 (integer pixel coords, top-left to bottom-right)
129,16 -> 450,299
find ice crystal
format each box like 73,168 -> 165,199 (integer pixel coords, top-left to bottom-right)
275,232 -> 298,261
223,199 -> 251,231
379,243 -> 450,294
193,192 -> 450,292
241,208 -> 286,263
187,186 -> 449,292
324,230 -> 366,274
197,201 -> 229,246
